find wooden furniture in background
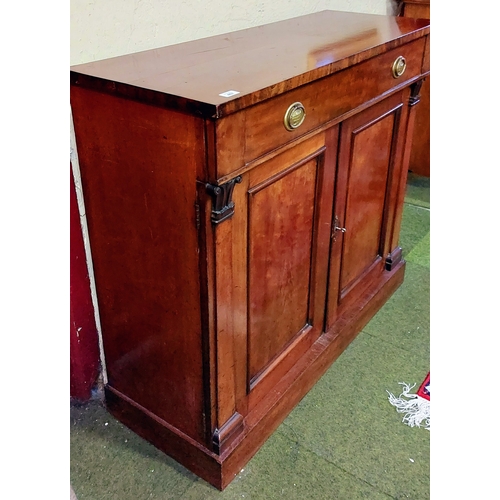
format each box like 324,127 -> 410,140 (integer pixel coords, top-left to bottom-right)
70,10 -> 430,490
399,0 -> 430,18
399,0 -> 430,177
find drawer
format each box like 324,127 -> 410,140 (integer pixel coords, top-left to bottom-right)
216,37 -> 426,178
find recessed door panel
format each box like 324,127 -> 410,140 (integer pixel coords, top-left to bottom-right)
248,158 -> 316,383
340,113 -> 394,293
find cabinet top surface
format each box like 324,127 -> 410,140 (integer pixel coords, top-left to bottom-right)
71,10 -> 429,117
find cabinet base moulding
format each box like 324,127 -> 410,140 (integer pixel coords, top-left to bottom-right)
105,261 -> 405,490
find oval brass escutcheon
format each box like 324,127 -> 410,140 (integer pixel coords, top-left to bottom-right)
284,102 -> 306,131
392,56 -> 407,79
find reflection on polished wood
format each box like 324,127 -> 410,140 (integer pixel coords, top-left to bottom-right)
307,28 -> 379,69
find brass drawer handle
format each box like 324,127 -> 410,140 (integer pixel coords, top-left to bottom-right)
284,102 -> 306,131
392,56 -> 407,78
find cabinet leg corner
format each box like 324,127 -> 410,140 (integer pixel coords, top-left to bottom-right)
385,247 -> 403,271
212,412 -> 244,455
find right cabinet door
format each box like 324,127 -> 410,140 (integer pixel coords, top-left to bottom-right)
326,90 -> 410,330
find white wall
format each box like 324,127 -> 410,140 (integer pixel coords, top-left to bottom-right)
71,0 -> 397,65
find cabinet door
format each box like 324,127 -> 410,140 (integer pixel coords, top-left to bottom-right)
219,131 -> 338,412
326,91 -> 409,329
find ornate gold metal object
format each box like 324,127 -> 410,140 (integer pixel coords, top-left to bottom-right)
284,102 -> 306,131
392,56 -> 407,78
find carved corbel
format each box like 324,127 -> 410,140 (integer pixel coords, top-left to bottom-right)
206,176 -> 242,224
409,79 -> 424,107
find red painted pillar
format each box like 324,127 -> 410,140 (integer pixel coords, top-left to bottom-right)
70,165 -> 100,400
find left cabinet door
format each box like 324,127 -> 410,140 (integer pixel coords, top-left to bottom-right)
215,130 -> 339,415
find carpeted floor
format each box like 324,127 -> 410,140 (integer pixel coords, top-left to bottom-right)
70,173 -> 430,499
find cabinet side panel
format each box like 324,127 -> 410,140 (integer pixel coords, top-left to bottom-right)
71,87 -> 206,445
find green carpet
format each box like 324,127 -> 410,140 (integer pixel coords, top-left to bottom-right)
71,175 -> 430,499
405,172 -> 430,209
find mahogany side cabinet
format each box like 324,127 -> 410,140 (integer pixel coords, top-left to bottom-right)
70,10 -> 430,490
